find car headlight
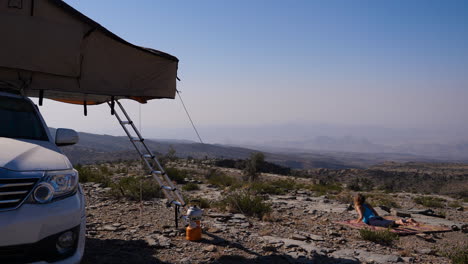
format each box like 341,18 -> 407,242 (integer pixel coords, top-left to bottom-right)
32,169 -> 79,203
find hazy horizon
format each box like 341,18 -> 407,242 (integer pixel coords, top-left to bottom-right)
33,0 -> 467,152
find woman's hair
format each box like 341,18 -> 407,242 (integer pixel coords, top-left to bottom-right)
353,193 -> 365,205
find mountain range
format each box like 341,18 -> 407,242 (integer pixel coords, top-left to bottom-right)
52,129 -> 464,169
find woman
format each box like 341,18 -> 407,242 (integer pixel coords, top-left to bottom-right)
353,193 -> 417,227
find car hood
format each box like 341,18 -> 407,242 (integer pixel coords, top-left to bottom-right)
0,138 -> 71,171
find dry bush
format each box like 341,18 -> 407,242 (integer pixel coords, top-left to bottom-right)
359,229 -> 398,244
216,190 -> 272,219
182,182 -> 200,191
205,169 -> 240,188
109,176 -> 163,200
413,196 -> 446,208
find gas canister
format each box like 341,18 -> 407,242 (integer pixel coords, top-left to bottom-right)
185,205 -> 203,241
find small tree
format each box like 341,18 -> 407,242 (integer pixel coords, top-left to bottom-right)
243,152 -> 265,182
166,145 -> 177,161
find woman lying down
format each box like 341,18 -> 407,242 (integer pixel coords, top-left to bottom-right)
353,193 -> 418,227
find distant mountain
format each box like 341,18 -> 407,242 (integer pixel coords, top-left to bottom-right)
251,136 -> 468,162
53,129 -> 459,169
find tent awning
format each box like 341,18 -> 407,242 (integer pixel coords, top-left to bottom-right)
0,0 -> 178,104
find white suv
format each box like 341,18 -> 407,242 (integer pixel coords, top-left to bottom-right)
0,91 -> 85,264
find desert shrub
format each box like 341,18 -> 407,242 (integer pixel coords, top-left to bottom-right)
271,179 -> 298,189
217,191 -> 272,218
307,183 -> 342,195
348,178 -> 374,191
249,179 -> 298,195
359,229 -> 399,244
185,196 -> 212,209
116,167 -> 128,174
413,196 -> 446,208
182,182 -> 200,191
249,182 -> 282,195
448,200 -> 463,208
76,164 -> 112,187
99,165 -> 111,175
205,169 -> 240,188
243,152 -> 265,182
197,197 -> 212,209
367,194 -> 400,208
166,145 -> 178,161
348,179 -> 361,191
110,176 -> 163,200
215,159 -> 246,170
165,167 -> 188,184
442,245 -> 468,264
330,191 -> 353,204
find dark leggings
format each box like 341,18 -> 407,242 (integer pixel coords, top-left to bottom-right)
368,216 -> 396,227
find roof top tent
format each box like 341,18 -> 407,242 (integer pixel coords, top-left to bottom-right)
0,0 -> 186,224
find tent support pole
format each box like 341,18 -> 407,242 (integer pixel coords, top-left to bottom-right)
39,90 -> 43,106
83,100 -> 87,116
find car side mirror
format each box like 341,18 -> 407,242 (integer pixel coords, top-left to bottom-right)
55,128 -> 79,146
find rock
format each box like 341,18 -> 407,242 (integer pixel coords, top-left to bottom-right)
297,232 -> 324,241
415,233 -> 435,242
232,213 -> 246,219
379,205 -> 391,213
365,254 -> 401,263
390,209 -> 412,218
240,222 -> 250,228
327,230 -> 341,237
203,245 -> 217,252
103,225 -> 118,231
145,236 -> 158,247
456,207 -> 463,211
330,248 -> 356,259
145,235 -> 172,248
262,236 -> 320,254
262,244 -> 278,252
207,227 -> 222,233
291,234 -> 308,241
179,257 -> 192,264
416,248 -> 432,255
158,236 -> 172,248
285,243 -> 300,248
278,195 -> 297,200
402,257 -> 414,263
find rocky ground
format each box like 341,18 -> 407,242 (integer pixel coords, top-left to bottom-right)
80,163 -> 467,264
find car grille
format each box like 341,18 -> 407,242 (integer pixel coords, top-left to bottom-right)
0,178 -> 38,210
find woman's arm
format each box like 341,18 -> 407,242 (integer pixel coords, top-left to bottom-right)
355,205 -> 364,223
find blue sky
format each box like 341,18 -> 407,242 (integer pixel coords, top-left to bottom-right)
38,0 -> 468,143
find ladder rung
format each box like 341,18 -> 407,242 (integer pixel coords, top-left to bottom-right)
131,137 -> 143,142
171,201 -> 183,207
161,185 -> 176,191
120,121 -> 133,125
142,154 -> 154,159
151,170 -> 164,175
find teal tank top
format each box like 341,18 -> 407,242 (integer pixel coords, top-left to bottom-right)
362,204 -> 375,224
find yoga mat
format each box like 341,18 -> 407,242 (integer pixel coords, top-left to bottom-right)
336,217 -> 452,235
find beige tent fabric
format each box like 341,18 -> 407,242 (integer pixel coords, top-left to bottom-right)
0,0 -> 178,104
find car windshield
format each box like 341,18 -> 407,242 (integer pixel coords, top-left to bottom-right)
0,95 -> 48,141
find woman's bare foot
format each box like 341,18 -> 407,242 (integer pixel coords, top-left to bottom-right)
396,218 -> 419,226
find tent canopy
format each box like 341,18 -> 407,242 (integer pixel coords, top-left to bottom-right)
0,0 -> 178,104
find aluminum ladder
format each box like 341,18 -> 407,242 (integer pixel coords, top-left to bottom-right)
108,100 -> 186,213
